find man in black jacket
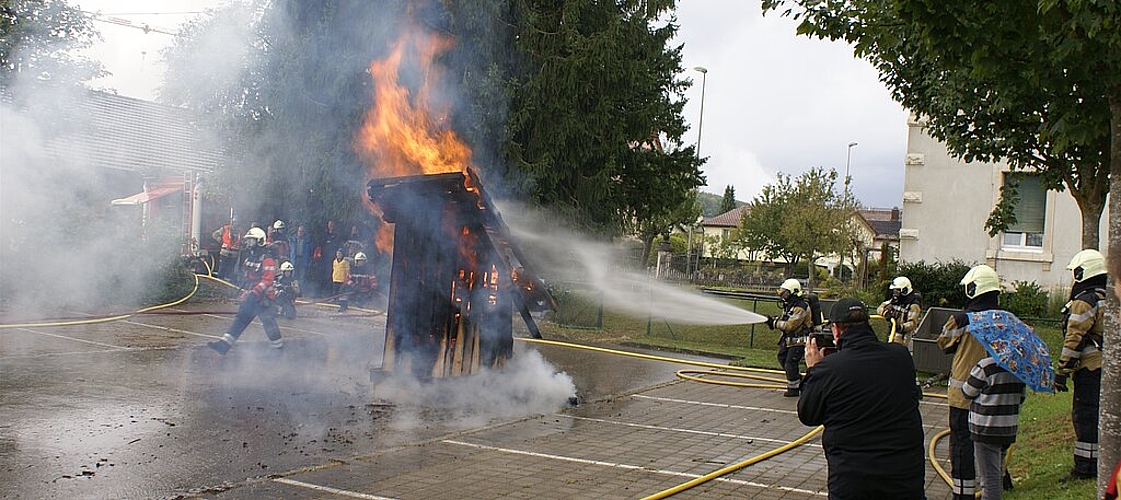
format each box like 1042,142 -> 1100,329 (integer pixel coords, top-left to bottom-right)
799,298 -> 926,499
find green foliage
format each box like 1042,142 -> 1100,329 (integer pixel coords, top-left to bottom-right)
696,190 -> 740,217
985,177 -> 1020,237
719,185 -> 737,214
761,0 -> 1119,249
1003,281 -> 1051,319
896,260 -> 973,309
0,0 -> 104,86
736,167 -> 856,289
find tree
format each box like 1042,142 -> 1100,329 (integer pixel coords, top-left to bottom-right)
719,185 -> 737,214
760,0 -> 1121,489
0,0 -> 104,86
738,167 -> 857,289
506,0 -> 705,237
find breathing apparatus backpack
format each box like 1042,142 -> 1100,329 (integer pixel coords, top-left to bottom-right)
804,292 -> 823,328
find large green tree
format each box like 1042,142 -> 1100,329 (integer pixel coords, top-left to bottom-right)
761,0 -> 1121,489
738,167 -> 857,289
0,0 -> 103,86
719,185 -> 737,214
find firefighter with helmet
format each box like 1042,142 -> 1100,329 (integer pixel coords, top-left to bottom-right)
208,227 -> 284,355
877,276 -> 922,345
275,260 -> 300,320
338,252 -> 375,312
766,278 -> 812,397
1054,249 -> 1106,481
937,264 -> 1001,499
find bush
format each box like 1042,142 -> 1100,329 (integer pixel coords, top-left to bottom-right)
896,259 -> 974,309
1002,281 -> 1050,318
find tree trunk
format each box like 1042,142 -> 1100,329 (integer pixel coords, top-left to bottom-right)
1100,95 -> 1121,497
1069,179 -> 1106,249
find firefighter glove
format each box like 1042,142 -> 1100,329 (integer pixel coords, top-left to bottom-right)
1053,374 -> 1069,392
765,316 -> 777,330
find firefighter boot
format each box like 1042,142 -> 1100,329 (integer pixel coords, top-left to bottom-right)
207,339 -> 231,355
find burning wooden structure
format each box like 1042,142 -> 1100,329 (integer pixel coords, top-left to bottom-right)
367,169 -> 553,379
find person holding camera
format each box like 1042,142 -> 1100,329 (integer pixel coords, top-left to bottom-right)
877,276 -> 922,345
766,279 -> 812,397
799,297 -> 926,500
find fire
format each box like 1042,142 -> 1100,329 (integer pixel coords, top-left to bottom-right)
355,29 -> 471,179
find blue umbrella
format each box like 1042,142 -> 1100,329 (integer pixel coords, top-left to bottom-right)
967,310 -> 1055,393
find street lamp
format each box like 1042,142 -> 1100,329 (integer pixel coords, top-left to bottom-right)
845,141 -> 858,187
693,66 -> 708,158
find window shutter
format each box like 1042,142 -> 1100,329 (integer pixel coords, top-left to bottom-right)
1007,174 -> 1045,233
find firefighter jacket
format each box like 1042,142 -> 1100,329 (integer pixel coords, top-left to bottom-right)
877,293 -> 922,337
775,296 -> 812,338
240,250 -> 278,301
937,291 -> 999,410
798,322 -> 926,499
1059,276 -> 1106,375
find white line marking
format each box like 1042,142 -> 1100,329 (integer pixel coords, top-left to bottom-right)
273,478 -> 399,500
122,319 -> 219,339
633,394 -> 799,415
14,327 -> 132,350
558,414 -> 823,449
443,439 -> 826,497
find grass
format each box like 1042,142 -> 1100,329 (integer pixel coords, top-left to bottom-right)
539,293 -> 1097,499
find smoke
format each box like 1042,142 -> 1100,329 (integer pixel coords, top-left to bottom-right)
502,207 -> 766,326
373,349 -> 576,430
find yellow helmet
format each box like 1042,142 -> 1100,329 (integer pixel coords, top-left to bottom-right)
779,278 -> 802,296
961,265 -> 1000,299
1067,249 -> 1106,283
890,276 -> 913,295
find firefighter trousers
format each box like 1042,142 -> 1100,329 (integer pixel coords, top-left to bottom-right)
949,407 -> 976,499
776,340 -> 804,390
1072,367 -> 1101,476
226,296 -> 282,345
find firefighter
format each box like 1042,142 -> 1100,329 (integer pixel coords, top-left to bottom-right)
339,252 -> 375,312
208,227 -> 283,355
211,218 -> 240,281
766,278 -> 812,397
877,276 -> 922,345
275,261 -> 300,320
937,264 -> 1001,500
269,220 -> 291,264
1054,249 -> 1106,481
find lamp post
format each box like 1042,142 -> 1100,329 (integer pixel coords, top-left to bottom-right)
845,141 -> 858,187
688,66 -> 708,280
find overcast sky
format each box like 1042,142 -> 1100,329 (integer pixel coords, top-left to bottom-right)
73,0 -> 908,209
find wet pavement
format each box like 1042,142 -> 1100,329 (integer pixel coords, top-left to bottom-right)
1,298 -> 954,499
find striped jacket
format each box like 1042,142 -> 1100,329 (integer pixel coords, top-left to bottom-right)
961,357 -> 1026,445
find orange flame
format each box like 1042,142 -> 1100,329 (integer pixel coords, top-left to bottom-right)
355,29 -> 471,179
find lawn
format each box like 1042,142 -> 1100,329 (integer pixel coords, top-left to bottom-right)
538,292 -> 1097,499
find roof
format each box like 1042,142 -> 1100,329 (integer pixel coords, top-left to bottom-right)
5,87 -> 224,175
856,208 -> 901,238
110,180 -> 184,206
704,206 -> 750,227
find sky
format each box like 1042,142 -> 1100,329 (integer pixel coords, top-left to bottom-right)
72,0 -> 909,209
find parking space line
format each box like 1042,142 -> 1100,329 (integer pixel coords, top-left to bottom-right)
273,478 -> 399,500
633,394 -> 799,415
122,319 -> 219,339
14,327 -> 132,350
559,414 -> 823,448
443,439 -> 825,496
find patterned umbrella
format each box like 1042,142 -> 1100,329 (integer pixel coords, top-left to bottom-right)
967,310 -> 1055,393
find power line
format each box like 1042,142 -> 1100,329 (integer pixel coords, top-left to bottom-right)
82,11 -> 179,36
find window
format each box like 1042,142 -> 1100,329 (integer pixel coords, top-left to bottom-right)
1001,173 -> 1045,250
721,228 -> 731,240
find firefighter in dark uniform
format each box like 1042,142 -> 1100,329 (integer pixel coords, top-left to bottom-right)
275,261 -> 300,320
767,278 -> 812,397
1055,249 -> 1106,481
877,276 -> 922,345
208,227 -> 284,355
937,264 -> 1000,500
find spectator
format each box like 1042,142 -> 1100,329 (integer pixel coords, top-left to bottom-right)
961,349 -> 1027,500
799,297 -> 926,499
292,225 -> 313,283
331,248 -> 350,306
317,220 -> 341,297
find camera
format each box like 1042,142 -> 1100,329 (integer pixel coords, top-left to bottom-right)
810,332 -> 835,349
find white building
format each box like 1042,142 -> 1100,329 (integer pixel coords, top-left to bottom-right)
899,115 -> 1107,291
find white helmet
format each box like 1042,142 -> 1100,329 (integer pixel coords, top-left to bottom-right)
280,261 -> 295,272
961,264 -> 1000,299
355,252 -> 367,262
890,276 -> 912,295
779,278 -> 802,296
244,227 -> 267,247
1067,249 -> 1107,283
273,220 -> 286,231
